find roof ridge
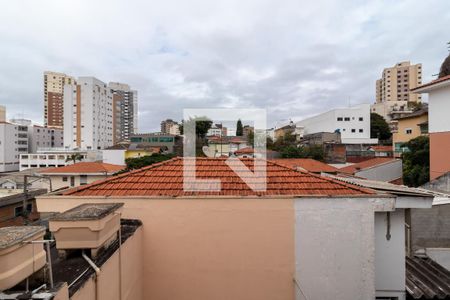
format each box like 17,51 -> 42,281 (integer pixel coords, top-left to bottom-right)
63,157 -> 374,196
266,159 -> 372,194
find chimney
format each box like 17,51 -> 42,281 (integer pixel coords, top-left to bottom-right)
49,203 -> 123,258
0,226 -> 46,291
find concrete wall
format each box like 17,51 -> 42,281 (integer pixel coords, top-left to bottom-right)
375,210 -> 406,299
102,150 -> 126,165
37,195 -> 395,300
411,204 -> 450,250
356,159 -> 403,182
294,198 -> 376,300
71,226 -> 143,300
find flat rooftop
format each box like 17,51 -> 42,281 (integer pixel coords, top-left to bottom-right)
50,203 -> 124,221
0,226 -> 45,249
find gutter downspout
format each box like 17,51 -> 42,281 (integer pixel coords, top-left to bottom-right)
115,212 -> 123,300
82,251 -> 100,300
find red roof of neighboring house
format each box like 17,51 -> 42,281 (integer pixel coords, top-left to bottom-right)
229,137 -> 246,144
270,158 -> 339,173
411,74 -> 450,92
235,147 -> 255,154
368,146 -> 393,152
339,158 -> 396,175
62,157 -> 374,197
40,162 -> 125,175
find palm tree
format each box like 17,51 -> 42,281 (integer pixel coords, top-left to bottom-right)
66,153 -> 84,164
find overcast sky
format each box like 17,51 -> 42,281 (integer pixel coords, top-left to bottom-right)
0,0 -> 449,131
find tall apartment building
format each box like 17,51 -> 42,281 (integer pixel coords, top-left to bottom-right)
63,77 -> 113,150
0,105 -> 5,122
109,82 -> 138,143
161,119 -> 180,135
0,121 -> 28,172
372,61 -> 423,120
43,71 -> 76,128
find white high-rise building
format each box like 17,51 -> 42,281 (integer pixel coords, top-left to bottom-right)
296,104 -> 378,144
63,77 -> 113,150
0,120 -> 28,172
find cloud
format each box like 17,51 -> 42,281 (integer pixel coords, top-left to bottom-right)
0,0 -> 449,131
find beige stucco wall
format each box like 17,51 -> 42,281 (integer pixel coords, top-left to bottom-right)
392,113 -> 428,144
70,225 -> 143,300
38,197 -> 295,300
37,195 -> 393,300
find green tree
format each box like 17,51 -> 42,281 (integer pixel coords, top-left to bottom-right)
179,117 -> 212,139
402,136 -> 429,187
66,153 -> 84,164
236,119 -> 243,136
439,42 -> 450,78
370,113 -> 391,140
280,145 -> 324,160
124,153 -> 175,171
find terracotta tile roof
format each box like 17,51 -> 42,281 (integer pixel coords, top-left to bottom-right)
235,147 -> 255,154
411,74 -> 450,92
270,158 -> 338,173
339,158 -> 397,175
40,162 -> 125,175
368,145 -> 393,152
62,157 -> 374,197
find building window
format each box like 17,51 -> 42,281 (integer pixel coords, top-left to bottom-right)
359,129 -> 363,133
26,203 -> 33,212
405,128 -> 412,134
80,175 -> 88,185
62,176 -> 68,182
351,129 -> 356,133
344,117 -> 350,121
337,117 -> 343,121
14,206 -> 23,217
70,176 -> 75,187
359,117 -> 363,121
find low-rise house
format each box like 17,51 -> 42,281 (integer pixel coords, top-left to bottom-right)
0,188 -> 47,227
338,157 -> 403,183
391,107 -> 428,157
38,162 -> 124,190
368,145 -> 394,157
19,148 -> 101,171
103,142 -> 163,165
130,133 -> 176,153
234,147 -> 280,159
271,158 -> 339,174
274,122 -> 296,141
0,168 -> 50,190
204,136 -> 248,157
36,157 -> 433,300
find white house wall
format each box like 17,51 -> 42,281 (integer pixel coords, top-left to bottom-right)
428,87 -> 450,133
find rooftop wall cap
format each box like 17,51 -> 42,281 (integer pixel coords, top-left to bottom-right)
50,203 -> 124,221
0,226 -> 46,250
